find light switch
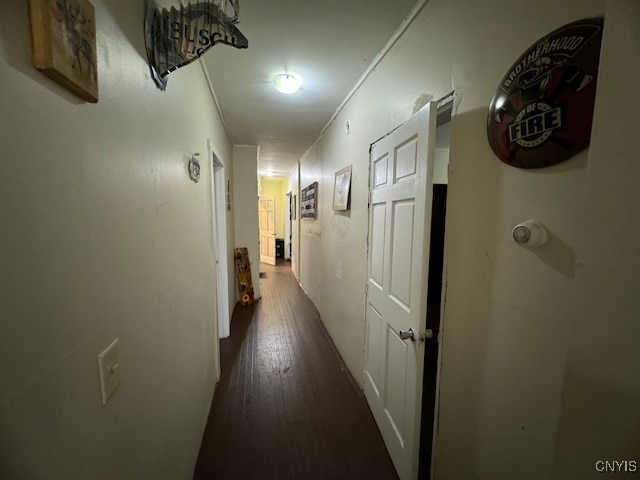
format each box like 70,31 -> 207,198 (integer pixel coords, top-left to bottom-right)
98,339 -> 121,406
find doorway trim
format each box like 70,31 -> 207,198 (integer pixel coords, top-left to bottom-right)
285,192 -> 292,260
208,139 -> 231,340
424,91 -> 454,480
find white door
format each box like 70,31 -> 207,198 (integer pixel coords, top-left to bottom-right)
259,196 -> 276,266
364,103 -> 437,480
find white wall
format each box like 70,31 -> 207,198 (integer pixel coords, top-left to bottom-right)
552,1 -> 640,478
299,157 -> 324,308
294,0 -> 640,478
232,146 -> 261,300
0,0 -> 231,478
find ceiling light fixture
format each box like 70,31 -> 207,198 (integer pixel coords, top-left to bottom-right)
272,74 -> 301,94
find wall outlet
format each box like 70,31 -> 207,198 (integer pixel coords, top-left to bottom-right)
98,339 -> 121,406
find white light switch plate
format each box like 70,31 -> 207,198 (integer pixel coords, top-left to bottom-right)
98,339 -> 121,406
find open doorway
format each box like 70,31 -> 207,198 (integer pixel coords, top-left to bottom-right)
207,139 -> 231,341
285,192 -> 292,261
363,101 -> 438,480
418,94 -> 453,480
285,164 -> 300,280
258,177 -> 287,267
362,95 -> 453,480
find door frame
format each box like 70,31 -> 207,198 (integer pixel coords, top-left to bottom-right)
285,192 -> 292,260
208,139 -> 232,340
364,94 -> 456,479
291,163 -> 301,280
423,92 -> 455,480
363,95 -> 454,480
363,102 -> 437,480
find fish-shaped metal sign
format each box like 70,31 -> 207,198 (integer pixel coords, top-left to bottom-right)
145,0 -> 248,90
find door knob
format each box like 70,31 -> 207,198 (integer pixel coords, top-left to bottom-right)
417,329 -> 435,342
399,328 -> 415,341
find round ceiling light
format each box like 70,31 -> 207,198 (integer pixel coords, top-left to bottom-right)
272,74 -> 301,94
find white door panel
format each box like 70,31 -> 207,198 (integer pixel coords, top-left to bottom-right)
366,303 -> 383,397
364,103 -> 437,480
258,197 -> 276,265
369,203 -> 387,288
373,154 -> 389,187
394,136 -> 418,181
390,200 -> 415,311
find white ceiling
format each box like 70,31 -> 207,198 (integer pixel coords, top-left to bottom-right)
203,0 -> 417,178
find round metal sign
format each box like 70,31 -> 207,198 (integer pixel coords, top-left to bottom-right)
487,18 -> 604,168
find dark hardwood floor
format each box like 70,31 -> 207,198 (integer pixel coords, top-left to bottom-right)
193,261 -> 398,480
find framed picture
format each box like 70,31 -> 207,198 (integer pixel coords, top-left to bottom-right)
333,165 -> 352,211
29,0 -> 99,103
300,183 -> 317,220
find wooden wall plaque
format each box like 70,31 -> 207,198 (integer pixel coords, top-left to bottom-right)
29,0 -> 99,103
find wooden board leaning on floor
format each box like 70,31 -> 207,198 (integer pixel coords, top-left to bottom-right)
234,247 -> 255,306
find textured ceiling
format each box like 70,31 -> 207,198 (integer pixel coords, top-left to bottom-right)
204,0 -> 417,177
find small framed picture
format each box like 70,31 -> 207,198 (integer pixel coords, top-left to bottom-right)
301,183 -> 317,220
333,165 -> 352,211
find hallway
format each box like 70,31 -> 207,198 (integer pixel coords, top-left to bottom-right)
193,262 -> 398,480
